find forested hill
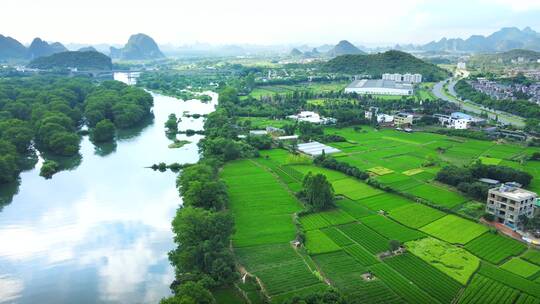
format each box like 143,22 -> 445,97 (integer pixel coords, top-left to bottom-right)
27,51 -> 113,70
322,50 -> 449,81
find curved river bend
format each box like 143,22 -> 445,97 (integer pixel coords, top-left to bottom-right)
0,73 -> 217,303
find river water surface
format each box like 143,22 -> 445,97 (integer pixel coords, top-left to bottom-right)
0,73 -> 217,303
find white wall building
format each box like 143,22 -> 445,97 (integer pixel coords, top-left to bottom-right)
486,183 -> 537,228
365,111 -> 394,123
382,73 -> 422,83
434,112 -> 475,130
287,111 -> 336,124
345,79 -> 413,96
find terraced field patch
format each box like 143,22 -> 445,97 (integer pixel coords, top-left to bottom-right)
332,178 -> 384,200
343,244 -> 379,266
458,274 -> 520,304
299,213 -> 331,231
305,230 -> 341,254
464,233 -> 526,264
368,166 -> 394,176
321,227 -> 354,247
357,193 -> 413,212
361,215 -> 426,242
402,184 -> 468,208
501,258 -> 540,278
406,237 -> 480,284
388,203 -> 446,228
336,198 -> 374,219
420,215 -> 488,244
339,223 -> 389,254
522,249 -> 540,266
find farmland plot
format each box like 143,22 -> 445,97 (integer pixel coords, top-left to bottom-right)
464,233 -> 526,264
357,193 -> 412,212
339,223 -> 389,254
385,253 -> 461,304
361,215 -> 426,242
305,230 -> 340,254
458,274 -> 519,304
321,227 -> 354,247
343,244 -> 379,266
478,262 -> 540,298
501,258 -> 540,278
388,203 -> 446,228
420,215 -> 488,244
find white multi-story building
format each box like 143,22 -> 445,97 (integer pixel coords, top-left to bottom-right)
382,73 -> 421,83
486,183 -> 537,228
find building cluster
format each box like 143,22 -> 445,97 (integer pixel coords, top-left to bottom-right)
287,111 -> 336,124
486,182 -> 538,228
382,73 -> 422,83
364,107 -> 416,127
434,112 -> 484,130
469,79 -> 540,104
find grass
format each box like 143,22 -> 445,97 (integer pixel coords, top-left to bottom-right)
479,156 -> 502,165
339,222 -> 389,254
500,258 -> 540,278
406,237 -> 480,284
385,253 -> 462,304
388,203 -> 446,228
464,232 -> 527,264
305,230 -> 341,254
420,215 -> 488,244
361,215 -> 426,242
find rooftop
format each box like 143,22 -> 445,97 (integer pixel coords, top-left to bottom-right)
491,184 -> 537,200
346,79 -> 413,90
297,141 -> 341,156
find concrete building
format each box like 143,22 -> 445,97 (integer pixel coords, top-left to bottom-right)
344,79 -> 413,96
249,130 -> 268,136
287,111 -> 336,124
382,73 -> 422,83
393,113 -> 414,126
365,110 -> 394,123
435,112 -> 472,130
486,183 -> 537,228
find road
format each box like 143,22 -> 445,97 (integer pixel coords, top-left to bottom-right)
432,78 -> 526,127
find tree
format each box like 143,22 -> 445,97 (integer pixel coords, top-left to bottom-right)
182,180 -> 228,210
302,173 -> 335,211
40,160 -> 59,179
0,140 -> 19,184
160,281 -> 216,304
283,289 -> 348,304
389,240 -> 401,252
165,113 -> 178,133
91,119 -> 116,142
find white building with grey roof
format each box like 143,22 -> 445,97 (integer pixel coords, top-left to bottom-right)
344,79 -> 413,96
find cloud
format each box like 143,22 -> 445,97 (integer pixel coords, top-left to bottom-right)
486,0 -> 540,11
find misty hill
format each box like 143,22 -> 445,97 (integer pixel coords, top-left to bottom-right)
110,33 -> 164,60
28,38 -> 67,59
290,48 -> 303,56
323,50 -> 449,81
422,27 -> 540,52
328,40 -> 365,57
468,49 -> 540,68
28,51 -> 112,70
0,34 -> 27,60
78,46 -> 98,52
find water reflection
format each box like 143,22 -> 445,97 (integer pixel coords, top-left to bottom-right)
0,74 -> 218,303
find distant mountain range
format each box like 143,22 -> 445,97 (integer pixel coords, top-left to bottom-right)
0,33 -> 164,62
110,33 -> 164,60
0,35 -> 67,61
288,40 -> 365,58
418,27 -> 540,53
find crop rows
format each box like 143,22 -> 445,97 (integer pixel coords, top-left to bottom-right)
321,227 -> 353,247
343,244 -> 379,266
305,230 -> 340,254
464,232 -> 527,264
338,223 -> 389,254
420,215 -> 488,245
458,275 -> 519,304
361,215 -> 426,242
369,263 -> 436,304
384,253 -> 461,304
388,203 -> 446,228
299,213 -> 330,231
478,262 -> 540,298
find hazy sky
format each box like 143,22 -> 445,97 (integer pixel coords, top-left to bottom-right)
2,0 -> 540,46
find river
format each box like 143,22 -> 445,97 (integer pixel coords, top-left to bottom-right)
0,73 -> 217,303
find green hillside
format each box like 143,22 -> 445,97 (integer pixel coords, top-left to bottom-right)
323,50 -> 449,81
28,51 -> 112,70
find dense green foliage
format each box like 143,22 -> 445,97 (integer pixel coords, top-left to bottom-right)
323,50 -> 449,81
27,51 -> 113,70
0,76 -> 153,184
300,173 -> 335,211
39,160 -> 59,179
91,119 -> 115,142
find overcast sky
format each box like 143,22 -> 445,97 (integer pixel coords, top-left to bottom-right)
2,0 -> 540,46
